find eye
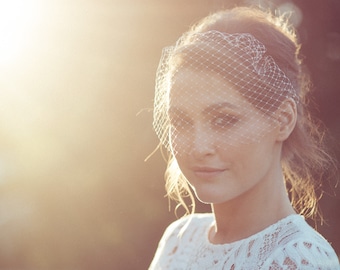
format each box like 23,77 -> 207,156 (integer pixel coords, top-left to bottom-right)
210,113 -> 239,128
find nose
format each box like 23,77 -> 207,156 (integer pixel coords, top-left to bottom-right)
190,124 -> 216,158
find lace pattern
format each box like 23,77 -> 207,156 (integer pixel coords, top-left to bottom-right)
149,214 -> 339,269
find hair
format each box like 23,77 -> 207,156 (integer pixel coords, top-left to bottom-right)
157,6 -> 338,221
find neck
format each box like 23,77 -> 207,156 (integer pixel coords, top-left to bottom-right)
209,171 -> 295,244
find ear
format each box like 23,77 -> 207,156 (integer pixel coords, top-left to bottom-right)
276,98 -> 297,142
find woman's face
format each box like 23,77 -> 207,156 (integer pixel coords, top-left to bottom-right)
168,69 -> 282,204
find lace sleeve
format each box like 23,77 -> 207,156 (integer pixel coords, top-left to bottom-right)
149,217 -> 189,269
261,239 -> 340,270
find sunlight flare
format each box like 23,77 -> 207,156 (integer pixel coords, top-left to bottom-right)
0,0 -> 43,67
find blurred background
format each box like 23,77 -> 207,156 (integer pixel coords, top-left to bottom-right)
0,0 -> 339,269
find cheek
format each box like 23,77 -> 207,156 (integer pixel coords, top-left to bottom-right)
169,128 -> 193,156
219,140 -> 268,168
233,138 -> 277,177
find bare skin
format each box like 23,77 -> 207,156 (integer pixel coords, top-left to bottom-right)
170,70 -> 298,245
209,163 -> 296,244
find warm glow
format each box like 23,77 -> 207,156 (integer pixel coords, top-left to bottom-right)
0,0 -> 43,67
0,1 -> 337,269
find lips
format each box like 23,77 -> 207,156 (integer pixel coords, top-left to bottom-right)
192,166 -> 226,179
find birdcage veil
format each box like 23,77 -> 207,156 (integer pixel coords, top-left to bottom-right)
153,31 -> 299,156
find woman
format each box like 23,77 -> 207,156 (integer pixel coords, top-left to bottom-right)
149,6 -> 339,269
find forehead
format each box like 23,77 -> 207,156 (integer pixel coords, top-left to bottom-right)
169,69 -> 250,110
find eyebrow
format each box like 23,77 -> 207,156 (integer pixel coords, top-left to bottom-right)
202,102 -> 238,114
168,102 -> 238,116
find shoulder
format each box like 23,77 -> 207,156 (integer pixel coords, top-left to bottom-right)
149,213 -> 213,269
161,213 -> 213,241
262,215 -> 339,269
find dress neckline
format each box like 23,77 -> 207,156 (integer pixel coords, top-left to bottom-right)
203,213 -> 302,247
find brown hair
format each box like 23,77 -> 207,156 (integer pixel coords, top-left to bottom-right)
161,6 -> 337,220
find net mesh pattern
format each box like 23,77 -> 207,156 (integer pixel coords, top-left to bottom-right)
153,31 -> 299,155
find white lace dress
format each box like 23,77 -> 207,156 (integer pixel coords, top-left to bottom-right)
149,213 -> 339,269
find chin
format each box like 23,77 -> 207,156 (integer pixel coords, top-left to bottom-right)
193,185 -> 243,205
194,190 -> 230,205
